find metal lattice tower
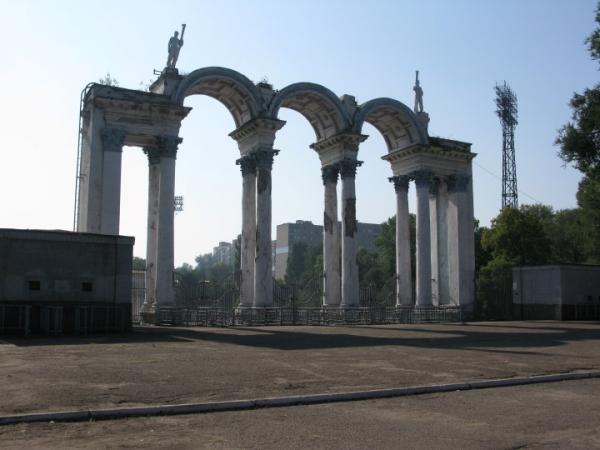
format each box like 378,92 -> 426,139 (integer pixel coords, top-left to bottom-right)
495,81 -> 518,209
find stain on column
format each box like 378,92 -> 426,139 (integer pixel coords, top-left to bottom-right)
344,198 -> 357,237
257,169 -> 271,194
324,211 -> 333,233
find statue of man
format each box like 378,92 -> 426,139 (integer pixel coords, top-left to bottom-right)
413,70 -> 424,114
166,25 -> 186,69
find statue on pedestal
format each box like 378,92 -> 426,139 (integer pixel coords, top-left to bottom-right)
166,24 -> 186,69
413,70 -> 424,114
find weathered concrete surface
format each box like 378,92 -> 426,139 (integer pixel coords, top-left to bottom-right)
1,378 -> 600,449
1,322 -> 599,416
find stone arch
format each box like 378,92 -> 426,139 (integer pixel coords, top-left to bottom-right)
174,67 -> 264,128
268,83 -> 351,140
354,98 -> 428,152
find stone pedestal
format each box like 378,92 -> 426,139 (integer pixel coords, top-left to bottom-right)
322,165 -> 341,307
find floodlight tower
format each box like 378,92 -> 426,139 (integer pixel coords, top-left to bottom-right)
495,81 -> 519,209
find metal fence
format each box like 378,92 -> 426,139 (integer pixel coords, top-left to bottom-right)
147,272 -> 464,327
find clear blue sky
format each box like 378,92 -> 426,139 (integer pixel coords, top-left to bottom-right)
0,0 -> 597,265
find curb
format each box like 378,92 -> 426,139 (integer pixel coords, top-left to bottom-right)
2,370 -> 599,426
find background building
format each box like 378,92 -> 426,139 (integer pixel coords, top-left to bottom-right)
0,229 -> 134,334
274,220 -> 382,280
212,241 -> 234,266
512,265 -> 600,320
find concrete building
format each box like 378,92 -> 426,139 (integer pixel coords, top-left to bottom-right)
274,220 -> 382,280
0,229 -> 134,334
512,265 -> 600,320
212,241 -> 234,266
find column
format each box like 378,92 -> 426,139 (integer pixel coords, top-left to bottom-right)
143,147 -> 161,313
389,176 -> 412,306
322,165 -> 341,307
237,155 -> 257,308
447,173 -> 473,309
413,170 -> 433,307
155,135 -> 181,308
77,106 -> 105,233
429,178 -> 439,305
99,128 -> 127,235
437,179 -> 450,305
253,149 -> 278,307
339,159 -> 362,307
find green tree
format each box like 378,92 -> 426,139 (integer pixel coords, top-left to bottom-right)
132,256 -> 146,271
98,73 -> 119,86
481,206 -> 552,266
555,2 -> 600,262
285,242 -> 322,285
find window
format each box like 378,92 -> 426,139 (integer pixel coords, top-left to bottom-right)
82,282 -> 93,292
28,280 -> 41,291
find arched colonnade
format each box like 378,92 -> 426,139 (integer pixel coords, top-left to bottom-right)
75,66 -> 475,319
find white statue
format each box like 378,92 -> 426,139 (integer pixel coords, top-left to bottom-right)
413,70 -> 424,114
166,24 -> 186,69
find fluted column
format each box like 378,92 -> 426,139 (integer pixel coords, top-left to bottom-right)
253,149 -> 278,307
155,135 -> 181,308
413,170 -> 433,307
429,178 -> 439,305
447,173 -> 473,309
340,159 -> 362,307
237,155 -> 257,308
143,147 -> 161,313
389,176 -> 413,306
436,179 -> 450,305
100,128 -> 126,235
322,165 -> 341,307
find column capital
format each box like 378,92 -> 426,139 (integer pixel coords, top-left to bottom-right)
253,149 -> 280,171
429,177 -> 440,195
411,170 -> 433,187
143,147 -> 161,165
388,175 -> 410,193
446,173 -> 470,192
156,135 -> 182,159
338,158 -> 363,179
101,128 -> 126,152
236,155 -> 257,176
321,165 -> 339,185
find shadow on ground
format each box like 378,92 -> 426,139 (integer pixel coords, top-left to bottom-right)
1,322 -> 599,353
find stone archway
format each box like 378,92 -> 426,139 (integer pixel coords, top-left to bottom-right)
75,66 -> 476,323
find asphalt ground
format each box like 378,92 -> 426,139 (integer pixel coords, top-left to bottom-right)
1,378 -> 600,449
1,321 -> 599,416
